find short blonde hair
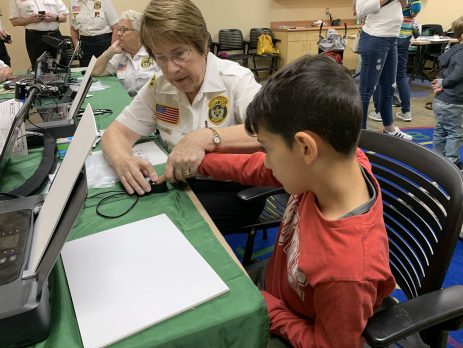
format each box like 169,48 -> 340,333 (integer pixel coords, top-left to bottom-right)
120,10 -> 142,32
140,0 -> 208,57
452,16 -> 463,41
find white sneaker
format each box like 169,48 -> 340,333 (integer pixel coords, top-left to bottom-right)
383,126 -> 413,141
368,111 -> 382,122
396,111 -> 412,122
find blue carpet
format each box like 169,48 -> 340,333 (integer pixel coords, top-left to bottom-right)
224,126 -> 463,345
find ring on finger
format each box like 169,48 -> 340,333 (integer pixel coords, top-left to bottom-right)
183,168 -> 192,176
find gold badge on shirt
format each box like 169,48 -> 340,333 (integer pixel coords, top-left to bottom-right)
141,57 -> 153,69
148,75 -> 157,88
208,96 -> 228,125
94,0 -> 102,10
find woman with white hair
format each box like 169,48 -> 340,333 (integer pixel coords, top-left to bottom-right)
93,10 -> 159,97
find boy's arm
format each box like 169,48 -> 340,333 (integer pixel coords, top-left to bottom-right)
262,281 -> 379,347
198,152 -> 281,187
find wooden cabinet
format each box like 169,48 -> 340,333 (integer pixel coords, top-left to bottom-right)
274,28 -> 359,72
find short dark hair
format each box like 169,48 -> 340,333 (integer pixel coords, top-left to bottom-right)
245,55 -> 362,155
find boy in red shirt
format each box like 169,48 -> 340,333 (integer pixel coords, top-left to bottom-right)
197,55 -> 396,347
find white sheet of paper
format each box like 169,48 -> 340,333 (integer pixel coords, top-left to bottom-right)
85,142 -> 168,188
24,104 -> 97,277
61,214 -> 229,348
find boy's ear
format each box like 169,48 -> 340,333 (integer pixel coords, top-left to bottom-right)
294,131 -> 318,165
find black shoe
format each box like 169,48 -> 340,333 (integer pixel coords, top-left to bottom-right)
393,95 -> 401,107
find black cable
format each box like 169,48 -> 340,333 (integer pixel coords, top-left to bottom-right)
77,108 -> 113,117
0,192 -> 23,200
86,190 -> 140,219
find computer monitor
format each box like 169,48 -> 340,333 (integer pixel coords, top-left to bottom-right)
67,55 -> 96,119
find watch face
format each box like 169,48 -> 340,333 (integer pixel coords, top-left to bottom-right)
213,136 -> 221,145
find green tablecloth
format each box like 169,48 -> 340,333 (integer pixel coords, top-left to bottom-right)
0,76 -> 269,347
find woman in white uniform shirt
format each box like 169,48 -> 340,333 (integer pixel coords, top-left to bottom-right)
101,0 -> 264,234
70,0 -> 118,67
93,10 -> 160,97
9,0 -> 68,69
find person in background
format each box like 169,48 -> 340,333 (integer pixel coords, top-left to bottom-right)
196,55 -> 395,347
92,10 -> 160,97
0,59 -> 13,82
0,8 -> 12,67
432,16 -> 463,169
9,0 -> 69,69
70,0 -> 118,67
368,0 -> 421,122
101,0 -> 264,234
355,0 -> 412,140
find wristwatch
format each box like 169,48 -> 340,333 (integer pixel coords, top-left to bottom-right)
210,127 -> 221,152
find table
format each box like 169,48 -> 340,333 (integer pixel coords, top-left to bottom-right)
409,37 -> 459,82
0,76 -> 269,347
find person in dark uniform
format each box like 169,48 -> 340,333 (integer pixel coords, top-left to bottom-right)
70,0 -> 118,67
9,0 -> 69,69
0,8 -> 12,67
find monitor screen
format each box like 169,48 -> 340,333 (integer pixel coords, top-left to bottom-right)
68,56 -> 96,120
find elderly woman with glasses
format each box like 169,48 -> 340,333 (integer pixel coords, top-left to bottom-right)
92,10 -> 159,97
101,0 -> 263,234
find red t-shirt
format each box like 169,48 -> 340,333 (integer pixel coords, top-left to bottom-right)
199,149 -> 396,348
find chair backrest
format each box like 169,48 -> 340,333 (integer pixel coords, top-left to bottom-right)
249,28 -> 273,51
218,29 -> 246,51
358,130 -> 463,300
421,24 -> 444,36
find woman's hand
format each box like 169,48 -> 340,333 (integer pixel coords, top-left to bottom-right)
163,129 -> 209,183
114,155 -> 158,195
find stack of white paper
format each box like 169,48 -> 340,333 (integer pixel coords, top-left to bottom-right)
61,214 -> 229,348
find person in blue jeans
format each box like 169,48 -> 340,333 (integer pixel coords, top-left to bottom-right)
369,0 -> 421,123
432,16 -> 463,168
355,0 -> 411,141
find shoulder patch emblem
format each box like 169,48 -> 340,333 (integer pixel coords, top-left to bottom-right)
141,57 -> 153,69
208,96 -> 228,125
148,75 -> 157,88
94,0 -> 101,10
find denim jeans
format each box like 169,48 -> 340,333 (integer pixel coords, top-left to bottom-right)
433,98 -> 463,164
396,36 -> 411,113
372,36 -> 412,114
359,31 -> 398,128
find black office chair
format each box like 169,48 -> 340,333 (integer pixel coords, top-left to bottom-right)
248,28 -> 279,81
216,29 -> 249,67
207,32 -> 216,55
358,129 -> 463,347
419,24 -> 445,80
237,187 -> 288,266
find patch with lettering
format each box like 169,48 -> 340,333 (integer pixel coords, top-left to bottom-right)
207,96 -> 228,125
141,57 -> 153,69
155,105 -> 179,125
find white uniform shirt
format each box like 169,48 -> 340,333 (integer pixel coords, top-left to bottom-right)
9,0 -> 68,31
356,0 -> 404,37
106,46 -> 160,97
0,60 -> 7,68
116,52 -> 261,152
70,0 -> 118,36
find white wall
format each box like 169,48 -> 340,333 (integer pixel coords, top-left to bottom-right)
1,0 -> 458,72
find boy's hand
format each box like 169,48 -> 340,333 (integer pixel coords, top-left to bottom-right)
433,87 -> 443,95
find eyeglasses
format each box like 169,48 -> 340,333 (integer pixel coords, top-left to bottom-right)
153,48 -> 193,67
116,26 -> 136,34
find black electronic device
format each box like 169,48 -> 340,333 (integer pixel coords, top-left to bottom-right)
0,171 -> 87,347
148,180 -> 167,194
0,34 -> 11,43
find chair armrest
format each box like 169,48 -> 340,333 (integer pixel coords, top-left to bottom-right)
237,186 -> 286,203
364,285 -> 463,347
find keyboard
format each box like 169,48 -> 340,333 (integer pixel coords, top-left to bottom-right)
0,210 -> 32,286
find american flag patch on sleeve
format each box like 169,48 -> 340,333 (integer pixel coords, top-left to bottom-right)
155,105 -> 180,125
